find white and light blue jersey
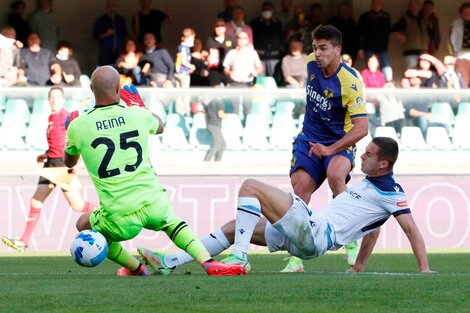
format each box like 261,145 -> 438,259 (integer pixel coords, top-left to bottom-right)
321,173 -> 410,248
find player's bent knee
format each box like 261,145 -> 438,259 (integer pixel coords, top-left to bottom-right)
239,178 -> 262,196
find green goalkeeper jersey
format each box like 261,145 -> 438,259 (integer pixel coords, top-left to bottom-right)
66,104 -> 160,218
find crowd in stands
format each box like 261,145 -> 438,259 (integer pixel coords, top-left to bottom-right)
2,0 -> 470,155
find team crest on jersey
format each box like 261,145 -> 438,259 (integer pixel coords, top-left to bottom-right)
310,73 -> 315,81
291,156 -> 297,168
350,96 -> 365,110
323,88 -> 334,99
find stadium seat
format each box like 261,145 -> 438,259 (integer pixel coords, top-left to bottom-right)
269,114 -> 296,150
161,126 -> 192,150
431,102 -> 455,125
452,115 -> 470,150
64,99 -> 81,112
25,113 -> 49,150
146,99 -> 167,122
221,113 -> 246,150
165,113 -> 190,137
274,101 -> 295,116
255,76 -> 277,89
251,99 -> 274,123
189,112 -> 211,150
5,98 -> 31,123
242,114 -> 272,150
426,126 -> 457,150
400,126 -> 430,151
32,98 -> 51,114
79,75 -> 91,86
457,102 -> 470,117
355,132 -> 372,153
373,126 -> 399,142
0,112 -> 29,150
148,135 -> 167,152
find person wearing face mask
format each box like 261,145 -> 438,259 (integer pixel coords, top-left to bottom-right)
281,39 -> 307,88
49,41 -> 81,87
249,1 -> 283,77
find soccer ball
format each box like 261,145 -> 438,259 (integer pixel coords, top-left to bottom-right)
70,230 -> 108,267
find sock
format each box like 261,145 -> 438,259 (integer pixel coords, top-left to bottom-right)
107,241 -> 140,271
165,228 -> 231,268
20,206 -> 41,245
232,197 -> 261,260
165,217 -> 211,265
80,202 -> 97,213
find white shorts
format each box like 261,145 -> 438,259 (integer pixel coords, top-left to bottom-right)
265,193 -> 331,259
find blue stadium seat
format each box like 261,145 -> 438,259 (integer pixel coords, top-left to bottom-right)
431,102 -> 455,125
373,126 -> 399,142
255,76 -> 277,89
242,114 -> 272,150
0,112 -> 29,150
269,114 -> 296,150
452,115 -> 470,150
165,113 -> 190,138
426,126 -> 456,150
274,101 -> 295,116
189,112 -> 211,150
32,98 -> 50,114
457,102 -> 470,116
221,113 -> 246,150
5,98 -> 31,123
400,126 -> 430,151
26,113 -> 49,150
161,126 -> 192,150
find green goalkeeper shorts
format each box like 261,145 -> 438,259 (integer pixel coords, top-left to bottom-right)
89,189 -> 178,242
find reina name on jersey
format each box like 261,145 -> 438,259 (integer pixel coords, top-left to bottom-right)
96,116 -> 126,131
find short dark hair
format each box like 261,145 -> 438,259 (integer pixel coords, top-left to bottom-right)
460,2 -> 470,13
48,86 -> 64,98
372,137 -> 399,170
312,25 -> 342,46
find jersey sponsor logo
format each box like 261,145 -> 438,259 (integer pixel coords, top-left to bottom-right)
396,200 -> 408,207
346,188 -> 361,199
306,85 -> 332,112
96,116 -> 126,131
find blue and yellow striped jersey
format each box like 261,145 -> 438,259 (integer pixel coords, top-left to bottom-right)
302,53 -> 367,144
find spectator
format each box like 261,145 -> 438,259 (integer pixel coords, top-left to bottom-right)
174,28 -> 196,116
223,31 -> 263,116
190,38 -> 209,87
29,0 -> 61,53
205,18 -> 236,87
284,4 -> 311,53
0,26 -> 25,87
8,0 -> 29,45
217,0 -> 236,22
302,3 -> 323,54
420,0 -> 440,55
133,0 -> 173,45
391,0 -> 428,68
328,1 -> 359,63
250,1 -> 283,76
402,75 -> 451,137
115,38 -> 143,85
278,0 -> 294,30
93,0 -> 128,66
204,98 -> 226,162
281,39 -> 307,88
21,32 -> 54,86
225,6 -> 253,45
140,32 -> 174,87
403,53 -> 445,88
361,54 -> 386,88
449,2 -> 470,87
440,55 -> 465,109
358,0 -> 393,82
49,41 -> 81,87
376,82 -> 406,136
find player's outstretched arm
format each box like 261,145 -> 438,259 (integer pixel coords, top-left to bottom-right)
395,213 -> 432,273
348,228 -> 380,273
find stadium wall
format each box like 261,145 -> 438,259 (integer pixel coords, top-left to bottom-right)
1,174 -> 469,253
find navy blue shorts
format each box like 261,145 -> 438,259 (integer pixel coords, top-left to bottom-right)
289,136 -> 355,189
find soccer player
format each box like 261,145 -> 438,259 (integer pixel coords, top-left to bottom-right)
281,24 -> 370,272
2,87 -> 97,252
139,137 -> 433,274
63,66 -> 247,276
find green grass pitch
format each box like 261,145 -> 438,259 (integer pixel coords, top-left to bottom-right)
1,252 -> 469,313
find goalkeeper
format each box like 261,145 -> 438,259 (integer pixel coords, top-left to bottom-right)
64,65 -> 247,276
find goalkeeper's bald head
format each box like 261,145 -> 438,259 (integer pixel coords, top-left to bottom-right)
90,66 -> 121,105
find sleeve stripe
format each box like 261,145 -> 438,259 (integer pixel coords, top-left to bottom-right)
392,208 -> 411,217
350,113 -> 368,118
